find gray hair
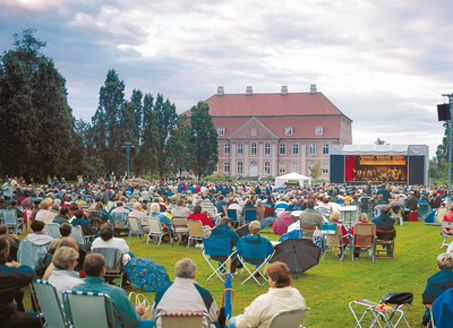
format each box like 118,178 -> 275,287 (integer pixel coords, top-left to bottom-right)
52,246 -> 79,270
248,221 -> 261,234
175,258 -> 197,278
437,253 -> 453,270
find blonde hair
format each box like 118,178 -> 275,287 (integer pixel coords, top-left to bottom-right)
357,213 -> 369,223
330,210 -> 341,222
437,253 -> 453,269
52,246 -> 79,270
39,200 -> 49,210
248,221 -> 261,234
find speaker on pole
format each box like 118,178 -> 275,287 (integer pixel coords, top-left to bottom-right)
437,103 -> 451,121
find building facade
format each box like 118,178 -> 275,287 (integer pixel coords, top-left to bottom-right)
187,85 -> 353,180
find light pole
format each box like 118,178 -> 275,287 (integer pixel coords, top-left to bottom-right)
123,142 -> 135,179
441,94 -> 453,206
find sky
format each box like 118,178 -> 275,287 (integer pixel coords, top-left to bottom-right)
1,0 -> 452,158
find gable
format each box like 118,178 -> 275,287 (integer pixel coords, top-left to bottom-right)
228,117 -> 279,140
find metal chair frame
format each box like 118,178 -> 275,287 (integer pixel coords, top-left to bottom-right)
33,279 -> 69,328
187,220 -> 208,248
351,223 -> 376,262
127,216 -> 144,243
147,217 -> 173,246
440,221 -> 453,248
91,247 -> 125,288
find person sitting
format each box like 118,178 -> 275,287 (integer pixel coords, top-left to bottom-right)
171,198 -> 191,218
229,261 -> 306,328
48,246 -> 84,299
421,253 -> 453,326
442,204 -> 453,236
88,202 -> 106,228
149,203 -> 172,232
72,253 -> 153,328
34,200 -> 50,221
208,217 -> 241,273
71,209 -> 99,238
372,205 -> 396,256
92,223 -> 129,256
43,236 -> 82,280
330,210 -> 349,257
241,199 -> 258,221
236,221 -> 274,259
0,224 -> 20,262
299,199 -> 324,239
53,206 -> 70,224
189,204 -> 215,228
152,258 -> 218,328
350,213 -> 371,258
374,194 -> 387,207
17,220 -> 53,269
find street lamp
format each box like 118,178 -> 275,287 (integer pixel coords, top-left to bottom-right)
123,142 -> 135,179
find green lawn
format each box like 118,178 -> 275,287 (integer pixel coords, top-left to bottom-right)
124,221 -> 443,327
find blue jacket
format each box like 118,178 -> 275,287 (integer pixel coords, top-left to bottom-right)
210,223 -> 239,252
236,234 -> 274,258
372,213 -> 396,231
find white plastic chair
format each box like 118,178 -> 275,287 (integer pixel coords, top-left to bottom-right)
267,308 -> 311,328
44,222 -> 61,239
127,216 -> 144,243
147,217 -> 173,246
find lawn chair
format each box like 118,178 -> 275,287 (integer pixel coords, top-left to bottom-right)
202,236 -> 236,282
323,225 -> 348,261
33,279 -> 69,328
1,209 -> 24,234
227,209 -> 239,226
154,312 -> 211,328
44,222 -> 61,239
244,208 -> 258,224
70,225 -> 93,243
432,287 -> 453,328
91,247 -> 125,288
110,212 -> 129,236
17,238 -> 51,270
300,225 -> 317,240
147,217 -> 173,246
435,207 -> 447,225
172,216 -> 190,244
267,308 -> 311,328
375,228 -> 396,260
236,237 -> 274,285
440,222 -> 453,248
63,291 -> 115,328
127,216 -> 144,243
349,292 -> 413,328
351,223 -> 376,262
360,197 -> 371,214
187,220 -> 208,248
418,203 -> 431,221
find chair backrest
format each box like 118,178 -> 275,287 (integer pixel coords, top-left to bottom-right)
127,216 -> 143,233
63,291 -> 114,328
33,279 -> 68,328
172,217 -> 189,233
436,207 -> 447,223
203,237 -> 231,257
147,217 -> 162,234
227,209 -> 238,222
70,225 -> 85,244
267,308 -> 310,328
188,220 -> 205,237
45,222 -> 62,239
1,209 -> 18,226
325,225 -> 344,247
17,239 -> 50,269
418,203 -> 430,215
110,212 -> 128,227
91,247 -> 123,272
237,237 -> 269,264
353,223 -> 376,248
316,206 -> 330,217
155,311 -> 210,328
244,209 -> 258,223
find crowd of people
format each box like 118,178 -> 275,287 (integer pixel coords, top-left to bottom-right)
0,175 -> 453,327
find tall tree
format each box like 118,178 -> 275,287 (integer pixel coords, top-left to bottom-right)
187,101 -> 218,180
310,160 -> 322,180
140,93 -> 157,175
90,69 -> 125,175
167,115 -> 191,175
436,121 -> 450,165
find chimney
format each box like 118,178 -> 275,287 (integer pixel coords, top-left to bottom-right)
281,86 -> 288,95
246,86 -> 253,96
217,86 -> 224,96
309,84 -> 317,94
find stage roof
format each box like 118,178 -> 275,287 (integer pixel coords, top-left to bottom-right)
330,144 -> 429,156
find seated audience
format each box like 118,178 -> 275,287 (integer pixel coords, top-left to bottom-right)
170,198 -> 191,218
71,209 -> 99,238
92,223 -> 129,256
153,258 -> 218,328
188,204 -> 215,228
0,224 -> 20,261
230,261 -> 306,328
236,221 -> 274,259
350,213 -> 370,258
53,206 -> 70,224
299,199 -> 324,239
330,210 -> 349,257
208,217 -> 241,273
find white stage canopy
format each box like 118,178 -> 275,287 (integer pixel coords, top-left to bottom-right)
274,172 -> 312,188
330,144 -> 428,156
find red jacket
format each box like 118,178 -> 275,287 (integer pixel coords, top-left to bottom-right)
188,212 -> 214,228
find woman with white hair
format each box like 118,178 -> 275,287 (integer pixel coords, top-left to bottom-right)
149,203 -> 173,230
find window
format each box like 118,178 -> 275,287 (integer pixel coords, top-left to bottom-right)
251,142 -> 257,156
285,126 -> 293,136
322,163 -> 329,174
315,126 -> 324,136
238,142 -> 243,156
265,142 -> 271,156
264,161 -> 270,174
224,144 -> 230,154
238,161 -> 243,174
292,144 -> 299,155
292,163 -> 298,173
309,144 -> 316,155
279,163 -> 286,174
322,144 -> 329,155
217,127 -> 225,136
251,128 -> 257,137
279,143 -> 286,155
224,162 -> 230,173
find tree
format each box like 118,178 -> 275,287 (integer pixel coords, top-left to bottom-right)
0,29 -> 77,181
436,121 -> 450,165
375,138 -> 386,145
310,160 -> 322,180
140,93 -> 158,175
187,101 -> 218,180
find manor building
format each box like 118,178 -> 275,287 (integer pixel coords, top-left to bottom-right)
189,85 -> 352,179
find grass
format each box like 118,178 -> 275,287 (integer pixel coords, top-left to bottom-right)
23,221 -> 445,327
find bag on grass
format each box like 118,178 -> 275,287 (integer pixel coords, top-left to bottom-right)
128,292 -> 153,319
125,257 -> 171,292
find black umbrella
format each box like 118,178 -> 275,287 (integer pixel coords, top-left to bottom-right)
235,223 -> 249,238
270,239 -> 321,278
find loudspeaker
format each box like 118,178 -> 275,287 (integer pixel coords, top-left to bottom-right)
437,103 -> 451,121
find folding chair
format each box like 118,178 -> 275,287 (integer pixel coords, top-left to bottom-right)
33,279 -> 69,327
375,228 -> 396,260
374,205 -> 384,217
418,203 -> 431,221
70,225 -> 93,243
440,222 -> 453,248
202,236 -> 236,282
426,304 -> 436,328
267,308 -> 311,328
360,197 -> 371,214
91,247 -> 125,288
300,225 -> 317,240
323,225 -> 348,261
187,220 -> 208,248
349,292 -> 413,328
432,287 -> 453,328
244,208 -> 258,224
44,222 -> 61,239
435,207 -> 447,225
172,216 -> 190,234
227,209 -> 239,226
351,223 -> 376,262
63,291 -> 115,328
127,216 -> 144,243
154,311 -> 211,328
17,238 -> 50,270
236,237 -> 274,285
147,217 -> 173,246
1,209 -> 24,234
110,212 -> 129,236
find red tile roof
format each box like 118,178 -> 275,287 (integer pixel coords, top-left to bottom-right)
182,92 -> 346,117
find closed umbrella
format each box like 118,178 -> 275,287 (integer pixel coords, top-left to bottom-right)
270,239 -> 321,277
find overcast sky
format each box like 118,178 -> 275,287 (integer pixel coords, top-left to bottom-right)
1,0 -> 451,158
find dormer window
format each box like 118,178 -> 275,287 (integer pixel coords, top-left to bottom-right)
315,126 -> 324,136
217,127 -> 225,136
285,126 -> 293,136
